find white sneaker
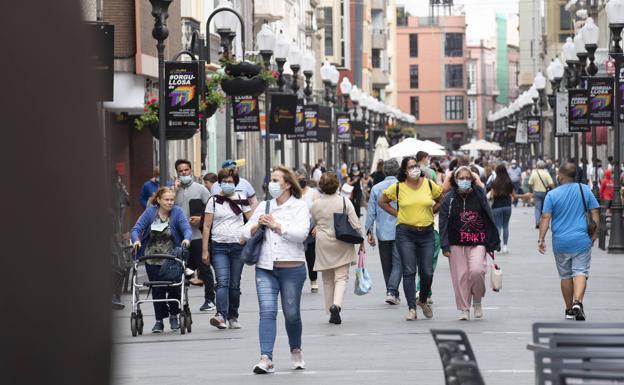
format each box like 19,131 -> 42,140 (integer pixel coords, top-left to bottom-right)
228,318 -> 241,329
406,308 -> 417,321
291,349 -> 305,370
385,293 -> 400,305
502,245 -> 508,254
473,303 -> 483,319
459,310 -> 470,320
253,355 -> 274,374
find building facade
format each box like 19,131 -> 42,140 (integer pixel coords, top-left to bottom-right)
396,15 -> 468,150
467,41 -> 497,141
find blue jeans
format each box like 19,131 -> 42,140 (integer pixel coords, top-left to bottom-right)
534,192 -> 547,225
492,206 -> 512,245
395,225 -> 435,310
378,240 -> 402,297
211,242 -> 244,320
512,181 -> 522,206
145,264 -> 180,321
255,264 -> 306,360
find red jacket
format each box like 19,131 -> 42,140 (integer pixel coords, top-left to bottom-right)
600,170 -> 614,201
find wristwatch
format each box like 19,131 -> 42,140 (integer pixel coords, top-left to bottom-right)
537,239 -> 545,244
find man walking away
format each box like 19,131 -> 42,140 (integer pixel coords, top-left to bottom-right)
507,160 -> 522,207
364,159 -> 402,305
538,162 -> 599,321
140,167 -> 168,208
173,159 -> 216,312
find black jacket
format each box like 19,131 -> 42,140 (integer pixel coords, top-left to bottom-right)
439,186 -> 501,254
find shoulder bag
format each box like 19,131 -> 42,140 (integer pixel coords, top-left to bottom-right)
536,170 -> 552,193
242,201 -> 271,266
488,252 -> 502,292
334,197 -> 364,244
579,184 -> 597,238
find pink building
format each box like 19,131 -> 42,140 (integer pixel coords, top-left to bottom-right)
396,15 -> 468,150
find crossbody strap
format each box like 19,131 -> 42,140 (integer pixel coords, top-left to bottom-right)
578,183 -> 588,213
536,170 -> 549,191
396,182 -> 399,213
341,196 -> 346,214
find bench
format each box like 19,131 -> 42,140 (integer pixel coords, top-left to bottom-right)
430,329 -> 485,385
535,348 -> 624,385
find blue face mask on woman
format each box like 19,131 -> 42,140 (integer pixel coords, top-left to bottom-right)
457,180 -> 472,191
221,182 -> 236,195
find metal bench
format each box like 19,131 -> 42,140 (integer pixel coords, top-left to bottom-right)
559,369 -> 624,384
430,329 -> 485,385
535,348 -> 624,385
528,322 -> 624,352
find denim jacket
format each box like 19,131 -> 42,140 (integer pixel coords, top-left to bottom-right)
131,206 -> 192,258
439,186 -> 500,254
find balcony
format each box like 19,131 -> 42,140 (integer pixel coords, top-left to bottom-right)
371,0 -> 385,10
254,2 -> 285,22
467,83 -> 477,95
372,68 -> 390,87
372,29 -> 387,50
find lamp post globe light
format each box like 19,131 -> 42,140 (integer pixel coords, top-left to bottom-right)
302,50 -> 315,103
340,77 -> 352,112
350,85 -> 361,119
562,37 -> 579,88
607,0 -> 624,253
582,17 -> 600,76
320,60 -> 333,105
274,31 -> 290,92
212,0 -> 238,59
149,0 -> 173,186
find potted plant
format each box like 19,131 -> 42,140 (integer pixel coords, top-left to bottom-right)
135,98 -> 213,141
201,73 -> 227,119
219,59 -> 275,97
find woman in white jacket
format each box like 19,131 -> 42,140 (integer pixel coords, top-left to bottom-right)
242,166 -> 311,374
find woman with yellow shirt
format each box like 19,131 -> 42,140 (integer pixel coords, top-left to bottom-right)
379,157 -> 443,321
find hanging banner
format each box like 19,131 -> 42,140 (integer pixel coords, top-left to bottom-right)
287,101 -> 305,139
588,77 -> 615,126
526,117 -> 541,143
301,104 -> 319,142
615,55 -> 624,122
165,61 -> 200,132
515,119 -> 528,144
351,121 -> 367,148
336,112 -> 351,144
269,93 -> 297,135
555,92 -> 571,137
506,124 -> 516,144
568,88 -> 590,131
317,105 -> 332,142
232,95 -> 259,132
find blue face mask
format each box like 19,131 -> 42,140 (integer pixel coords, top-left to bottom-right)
179,175 -> 193,185
221,183 -> 236,195
457,180 -> 472,191
268,182 -> 283,199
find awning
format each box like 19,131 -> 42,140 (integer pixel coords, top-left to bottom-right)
103,73 -> 146,114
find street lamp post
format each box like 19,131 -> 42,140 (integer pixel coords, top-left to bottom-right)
339,77 -> 352,165
534,72 -> 547,159
607,0 -> 624,253
289,42 -> 302,168
257,23 -> 275,186
529,85 -> 540,161
582,17 -> 601,197
563,37 -> 580,165
302,50 -> 315,168
274,31 -> 290,165
149,0 -> 173,186
575,32 -> 589,182
547,58 -> 564,161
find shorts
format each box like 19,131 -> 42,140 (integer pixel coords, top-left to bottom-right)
554,249 -> 591,280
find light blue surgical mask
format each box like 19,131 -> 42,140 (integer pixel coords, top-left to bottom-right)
179,175 -> 193,185
268,182 -> 284,199
221,182 -> 236,195
457,180 -> 472,191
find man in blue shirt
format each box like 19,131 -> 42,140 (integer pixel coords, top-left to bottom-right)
365,159 -> 402,305
139,167 -> 172,208
538,162 -> 600,321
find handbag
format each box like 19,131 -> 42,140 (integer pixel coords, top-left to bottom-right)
333,197 -> 364,244
158,246 -> 188,282
536,170 -> 552,193
354,250 -> 372,296
242,200 -> 270,266
488,252 -> 502,292
579,183 -> 597,238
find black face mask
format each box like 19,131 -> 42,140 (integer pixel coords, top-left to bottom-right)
298,180 -> 307,188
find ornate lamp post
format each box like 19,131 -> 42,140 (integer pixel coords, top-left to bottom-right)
534,72 -> 547,158
257,22 -> 275,184
607,0 -> 624,253
339,77 -> 352,164
582,17 -> 601,197
288,42 -> 303,168
562,37 -> 580,163
301,50 -> 315,167
547,58 -> 564,160
272,30 -> 290,165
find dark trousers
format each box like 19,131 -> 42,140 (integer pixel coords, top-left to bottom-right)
305,241 -> 318,282
186,238 -> 215,301
378,240 -> 402,297
145,264 -> 180,320
395,225 -> 435,310
512,181 -> 522,206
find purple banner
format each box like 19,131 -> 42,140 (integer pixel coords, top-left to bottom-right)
588,77 -> 615,126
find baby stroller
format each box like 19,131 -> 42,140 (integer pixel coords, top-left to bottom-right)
130,247 -> 192,336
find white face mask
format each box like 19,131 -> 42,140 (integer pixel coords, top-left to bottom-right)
408,167 -> 421,179
268,182 -> 283,199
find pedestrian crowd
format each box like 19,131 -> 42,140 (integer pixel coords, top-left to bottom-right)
127,152 -> 620,373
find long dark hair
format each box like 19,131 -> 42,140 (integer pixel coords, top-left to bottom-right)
398,156 -> 418,182
491,164 -> 513,196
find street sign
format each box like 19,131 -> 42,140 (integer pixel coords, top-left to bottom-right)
588,77 -> 615,126
232,95 -> 260,132
164,61 -> 201,139
568,88 -> 590,132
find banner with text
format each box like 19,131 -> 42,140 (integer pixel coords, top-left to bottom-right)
515,119 -> 528,144
336,113 -> 351,144
526,117 -> 541,143
301,104 -> 319,142
568,88 -> 590,131
351,121 -> 367,148
287,101 -> 305,139
615,55 -> 624,122
317,106 -> 332,142
232,95 -> 260,132
588,77 -> 614,126
555,92 -> 571,137
269,93 -> 297,135
164,61 -> 200,132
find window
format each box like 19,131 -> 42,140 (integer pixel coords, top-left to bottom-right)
468,98 -> 477,121
409,34 -> 418,57
467,62 -> 476,90
410,96 -> 419,120
444,33 -> 463,57
445,64 -> 463,88
372,49 -> 381,68
560,5 -> 573,31
445,96 -> 464,120
410,65 -> 419,88
324,7 -> 333,56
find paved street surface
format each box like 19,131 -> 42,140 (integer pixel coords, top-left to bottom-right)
112,206 -> 624,385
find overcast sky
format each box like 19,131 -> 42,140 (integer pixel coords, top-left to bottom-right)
397,0 -> 519,43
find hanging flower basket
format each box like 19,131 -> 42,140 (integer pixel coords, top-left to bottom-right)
220,76 -> 268,97
202,102 -> 219,118
225,62 -> 261,78
148,123 -> 197,141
